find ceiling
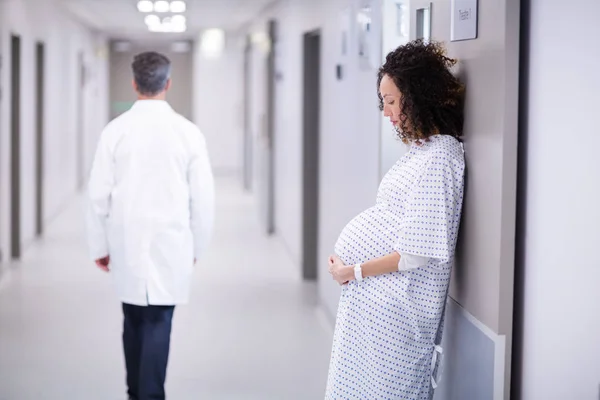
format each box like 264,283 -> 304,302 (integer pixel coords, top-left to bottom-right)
59,0 -> 277,41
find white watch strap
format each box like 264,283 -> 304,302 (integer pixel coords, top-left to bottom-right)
354,264 -> 363,281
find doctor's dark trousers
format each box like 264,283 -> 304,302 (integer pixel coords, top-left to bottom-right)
122,303 -> 175,400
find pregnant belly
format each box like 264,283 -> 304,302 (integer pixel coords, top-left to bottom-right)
334,205 -> 402,265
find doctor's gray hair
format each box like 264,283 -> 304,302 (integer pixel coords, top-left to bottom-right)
131,51 -> 171,96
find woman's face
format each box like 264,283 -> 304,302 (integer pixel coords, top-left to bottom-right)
379,74 -> 402,129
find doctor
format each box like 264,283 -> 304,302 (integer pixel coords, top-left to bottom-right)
86,51 -> 215,400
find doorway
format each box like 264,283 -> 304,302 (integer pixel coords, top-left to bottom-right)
35,41 -> 45,236
243,35 -> 253,192
301,30 -> 321,281
10,34 -> 21,259
257,20 -> 277,235
265,20 -> 277,234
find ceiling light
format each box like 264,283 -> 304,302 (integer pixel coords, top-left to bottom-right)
137,0 -> 153,12
171,15 -> 186,26
201,28 -> 225,59
251,31 -> 271,53
170,1 -> 186,13
147,16 -> 186,33
170,24 -> 187,33
144,14 -> 160,27
166,16 -> 187,32
154,0 -> 170,12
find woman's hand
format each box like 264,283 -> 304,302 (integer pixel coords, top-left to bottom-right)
328,255 -> 354,285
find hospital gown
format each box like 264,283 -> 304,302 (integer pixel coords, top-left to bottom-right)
325,134 -> 465,400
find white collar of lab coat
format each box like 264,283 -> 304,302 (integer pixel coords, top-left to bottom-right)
130,99 -> 173,113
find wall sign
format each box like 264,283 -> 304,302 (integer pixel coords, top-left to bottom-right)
450,0 -> 478,41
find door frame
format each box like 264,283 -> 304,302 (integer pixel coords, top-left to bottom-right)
10,34 -> 21,259
35,41 -> 45,236
264,19 -> 277,235
301,29 -> 321,281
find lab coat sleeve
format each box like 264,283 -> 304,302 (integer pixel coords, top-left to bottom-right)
188,133 -> 215,260
85,131 -> 114,261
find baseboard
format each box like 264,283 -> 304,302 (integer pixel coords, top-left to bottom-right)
434,298 -> 506,400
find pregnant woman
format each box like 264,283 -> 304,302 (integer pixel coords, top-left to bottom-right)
325,39 -> 466,399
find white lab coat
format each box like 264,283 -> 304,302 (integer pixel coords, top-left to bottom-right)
86,100 -> 215,306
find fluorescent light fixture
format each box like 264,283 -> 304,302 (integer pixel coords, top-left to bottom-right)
144,14 -> 161,27
251,31 -> 271,53
137,0 -> 153,12
154,0 -> 170,12
148,24 -> 164,32
148,16 -> 186,33
171,15 -> 186,26
169,22 -> 187,33
201,28 -> 226,59
170,0 -> 186,13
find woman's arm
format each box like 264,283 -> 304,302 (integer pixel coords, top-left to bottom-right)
329,252 -> 400,284
361,252 -> 400,278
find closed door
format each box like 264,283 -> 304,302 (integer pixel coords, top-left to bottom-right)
302,30 -> 321,281
35,42 -> 45,235
10,34 -> 21,259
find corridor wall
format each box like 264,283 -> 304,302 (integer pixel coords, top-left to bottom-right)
246,0 -> 521,399
246,0 -> 382,316
193,34 -> 244,176
414,1 -> 521,399
0,0 -> 109,265
515,0 -> 600,398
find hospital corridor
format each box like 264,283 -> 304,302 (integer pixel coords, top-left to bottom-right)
1,0 -> 600,399
0,177 -> 332,399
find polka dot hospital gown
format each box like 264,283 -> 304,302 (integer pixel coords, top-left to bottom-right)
325,135 -> 465,400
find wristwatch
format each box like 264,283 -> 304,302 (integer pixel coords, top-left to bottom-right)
354,263 -> 364,282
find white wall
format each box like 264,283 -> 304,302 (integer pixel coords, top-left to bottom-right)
0,0 -> 109,262
193,34 -> 244,175
518,0 -> 600,398
246,0 -> 382,318
379,0 -> 410,178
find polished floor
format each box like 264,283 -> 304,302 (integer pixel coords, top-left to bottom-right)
0,177 -> 333,400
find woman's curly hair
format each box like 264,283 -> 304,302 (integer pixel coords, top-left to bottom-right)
377,39 -> 465,143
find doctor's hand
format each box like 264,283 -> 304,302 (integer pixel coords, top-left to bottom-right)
95,256 -> 110,272
328,255 -> 353,286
